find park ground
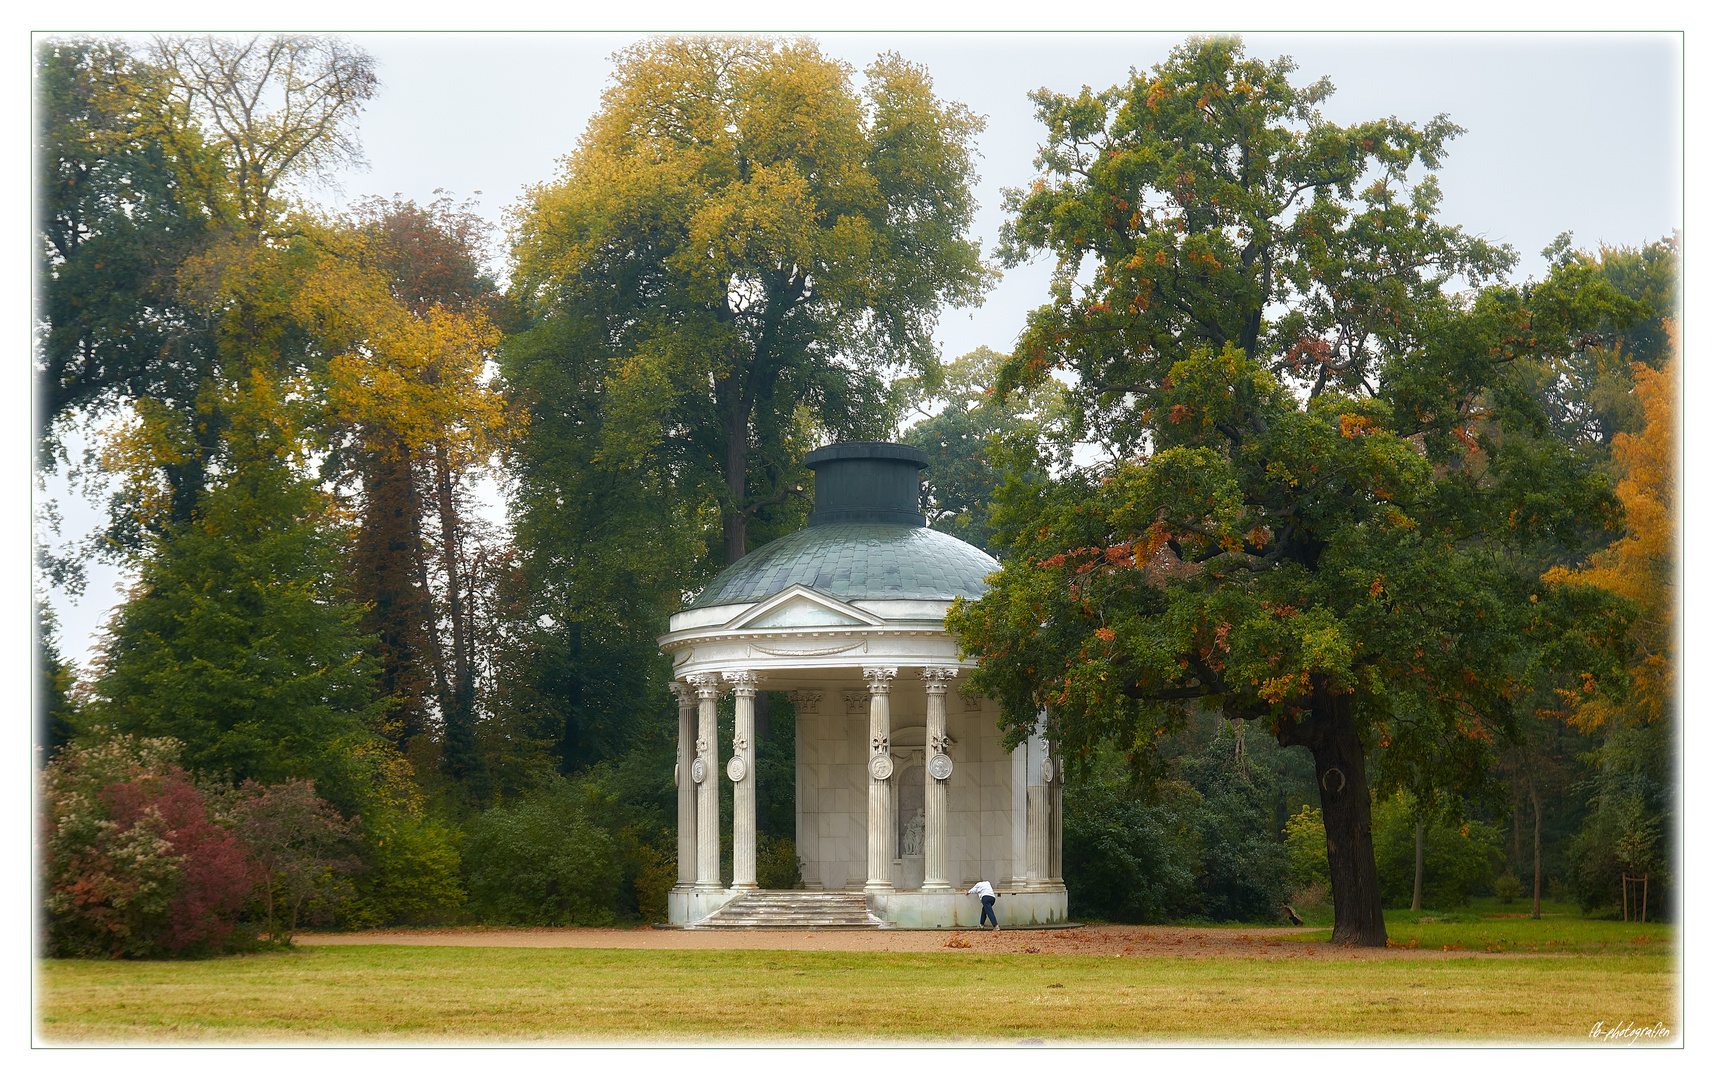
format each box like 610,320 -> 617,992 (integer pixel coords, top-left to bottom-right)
37,908 -> 1677,1045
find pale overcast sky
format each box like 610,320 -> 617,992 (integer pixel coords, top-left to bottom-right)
35,30 -> 1684,671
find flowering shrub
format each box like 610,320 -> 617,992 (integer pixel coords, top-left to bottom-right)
222,778 -> 362,943
41,732 -> 260,957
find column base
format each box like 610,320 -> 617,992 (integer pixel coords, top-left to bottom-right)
731,882 -> 759,891
669,886 -> 738,925
919,882 -> 956,892
863,881 -> 896,894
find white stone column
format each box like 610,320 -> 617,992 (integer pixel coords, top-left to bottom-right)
1026,723 -> 1050,885
920,667 -> 958,892
863,667 -> 897,893
724,669 -> 760,890
1049,742 -> 1064,885
688,672 -> 722,889
671,680 -> 697,888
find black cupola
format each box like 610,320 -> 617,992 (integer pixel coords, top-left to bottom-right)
803,442 -> 928,527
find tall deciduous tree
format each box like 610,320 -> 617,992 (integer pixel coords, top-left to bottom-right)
508,36 -> 992,565
946,37 -> 1634,946
301,196 -> 515,785
46,34 -> 378,547
35,38 -> 215,461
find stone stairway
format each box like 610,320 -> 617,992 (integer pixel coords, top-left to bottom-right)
690,890 -> 888,930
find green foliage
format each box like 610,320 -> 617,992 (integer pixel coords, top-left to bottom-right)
1568,724 -> 1670,918
344,806 -> 466,929
756,836 -> 805,891
754,693 -> 799,842
1176,728 -> 1294,920
630,843 -> 677,925
87,423 -> 385,812
899,346 -> 1072,553
1524,235 -> 1676,466
1493,870 -> 1522,904
461,775 -> 621,926
1371,793 -> 1503,909
1063,761 -> 1200,923
492,312 -> 704,776
36,600 -> 78,761
35,37 -> 218,459
1284,805 -> 1331,888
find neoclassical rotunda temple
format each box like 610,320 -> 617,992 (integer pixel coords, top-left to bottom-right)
660,442 -> 1068,928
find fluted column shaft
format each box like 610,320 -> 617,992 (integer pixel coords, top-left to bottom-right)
1049,743 -> 1064,884
1026,722 -> 1050,885
689,673 -> 722,889
863,667 -> 897,892
921,667 -> 958,891
725,670 -> 759,890
671,682 -> 697,887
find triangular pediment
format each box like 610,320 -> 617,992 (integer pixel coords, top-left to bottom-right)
725,585 -> 884,630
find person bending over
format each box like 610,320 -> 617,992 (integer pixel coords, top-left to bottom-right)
967,879 -> 999,930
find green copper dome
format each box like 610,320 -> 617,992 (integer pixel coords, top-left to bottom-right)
690,522 -> 1000,609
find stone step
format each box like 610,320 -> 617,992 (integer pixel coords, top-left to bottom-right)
690,890 -> 887,931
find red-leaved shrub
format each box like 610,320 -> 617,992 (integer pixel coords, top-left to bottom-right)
41,732 -> 261,958
103,778 -> 260,951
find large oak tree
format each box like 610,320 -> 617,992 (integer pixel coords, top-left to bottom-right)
946,37 -> 1635,946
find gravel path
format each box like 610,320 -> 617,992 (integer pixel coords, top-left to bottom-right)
292,924 -> 1489,960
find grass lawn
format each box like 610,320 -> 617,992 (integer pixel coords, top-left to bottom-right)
37,943 -> 1676,1045
1285,902 -> 1676,955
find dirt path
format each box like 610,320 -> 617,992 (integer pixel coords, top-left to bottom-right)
293,923 -> 1503,960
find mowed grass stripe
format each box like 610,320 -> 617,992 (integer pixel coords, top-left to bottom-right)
39,946 -> 1676,1044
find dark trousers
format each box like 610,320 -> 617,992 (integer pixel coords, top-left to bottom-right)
980,895 -> 998,927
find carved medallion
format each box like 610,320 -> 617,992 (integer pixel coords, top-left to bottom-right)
691,758 -> 706,784
928,752 -> 954,781
1041,758 -> 1055,784
674,762 -> 680,787
868,754 -> 895,781
727,756 -> 747,783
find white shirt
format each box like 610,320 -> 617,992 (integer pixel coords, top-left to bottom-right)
966,880 -> 996,900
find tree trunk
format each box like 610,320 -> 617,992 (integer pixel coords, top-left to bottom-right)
722,399 -> 749,565
1512,796 -> 1522,868
432,441 -> 481,783
355,440 -> 431,750
1530,777 -> 1543,919
1277,684 -> 1388,947
1411,816 -> 1424,912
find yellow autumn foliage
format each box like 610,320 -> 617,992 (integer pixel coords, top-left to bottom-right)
1542,319 -> 1677,732
293,222 -> 515,474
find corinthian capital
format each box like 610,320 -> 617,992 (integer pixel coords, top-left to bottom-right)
687,672 -> 722,699
920,666 -> 959,695
722,669 -> 760,696
792,690 -> 823,714
861,667 -> 898,695
670,680 -> 697,708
